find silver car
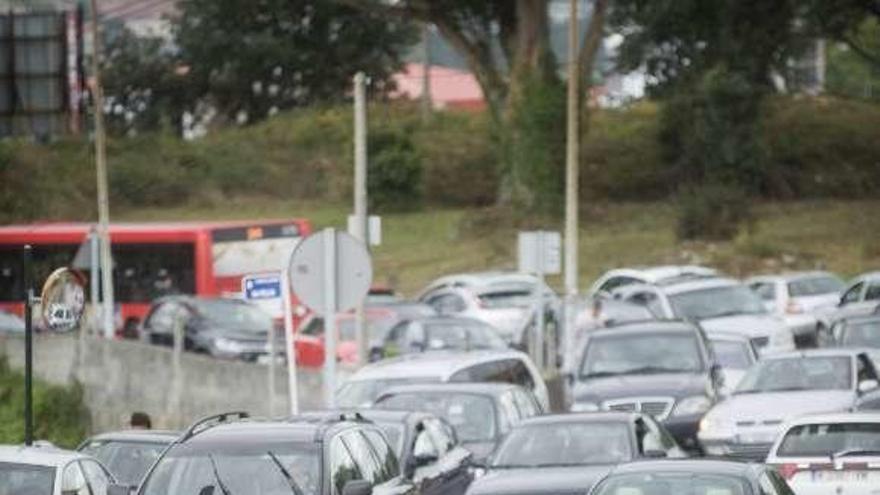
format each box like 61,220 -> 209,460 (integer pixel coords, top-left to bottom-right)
418,272 -> 558,345
706,332 -> 759,397
588,265 -> 718,297
823,271 -> 880,328
746,271 -> 845,347
610,277 -> 794,354
0,444 -> 115,495
698,349 -> 880,460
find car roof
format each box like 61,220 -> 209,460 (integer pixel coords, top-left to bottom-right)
0,445 -> 90,467
517,412 -> 641,427
704,331 -> 752,343
606,459 -> 761,477
604,266 -> 718,283
295,409 -> 433,426
661,277 -> 742,295
747,271 -> 841,282
348,350 -> 530,381
764,348 -> 866,360
590,320 -> 698,338
182,418 -> 375,447
852,271 -> 880,283
783,412 -> 880,426
378,382 -> 523,399
83,430 -> 180,445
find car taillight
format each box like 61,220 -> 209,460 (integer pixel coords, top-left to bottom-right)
777,463 -> 800,480
785,300 -> 803,314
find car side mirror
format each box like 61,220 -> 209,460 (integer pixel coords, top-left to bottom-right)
342,479 -> 372,495
108,485 -> 134,495
859,379 -> 879,394
643,449 -> 668,459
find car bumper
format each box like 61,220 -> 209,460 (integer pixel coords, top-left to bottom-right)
662,414 -> 703,453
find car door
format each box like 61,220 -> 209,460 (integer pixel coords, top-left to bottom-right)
328,433 -> 365,495
142,302 -> 178,345
838,282 -> 870,318
347,430 -> 413,495
295,316 -> 326,367
80,459 -> 113,495
424,418 -> 472,495
60,461 -> 91,495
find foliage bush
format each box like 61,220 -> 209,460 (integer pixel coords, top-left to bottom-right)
676,184 -> 754,241
367,127 -> 423,212
0,358 -> 90,448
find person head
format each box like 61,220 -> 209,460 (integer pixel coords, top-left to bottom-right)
130,411 -> 152,430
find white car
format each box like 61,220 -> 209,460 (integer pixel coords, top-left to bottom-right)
588,265 -> 718,297
766,413 -> 880,495
0,444 -> 115,495
746,271 -> 846,347
335,349 -> 550,411
610,277 -> 795,354
418,272 -> 558,345
698,349 -> 880,461
824,271 -> 880,328
706,332 -> 759,396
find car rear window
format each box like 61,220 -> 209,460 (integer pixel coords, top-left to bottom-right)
477,290 -> 533,309
787,276 -> 845,297
0,463 -> 55,495
777,422 -> 880,457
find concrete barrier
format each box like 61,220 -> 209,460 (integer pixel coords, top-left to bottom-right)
0,334 -> 339,433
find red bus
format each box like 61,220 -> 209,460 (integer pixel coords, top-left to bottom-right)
0,219 -> 312,334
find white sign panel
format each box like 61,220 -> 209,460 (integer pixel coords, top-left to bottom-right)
518,231 -> 562,275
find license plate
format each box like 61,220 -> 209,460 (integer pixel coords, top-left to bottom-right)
809,470 -> 876,483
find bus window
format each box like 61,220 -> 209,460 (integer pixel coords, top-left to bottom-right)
0,245 -> 78,302
114,244 -> 196,302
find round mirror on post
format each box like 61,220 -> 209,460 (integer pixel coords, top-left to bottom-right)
40,268 -> 87,332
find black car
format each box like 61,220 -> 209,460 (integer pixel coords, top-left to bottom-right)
78,430 -> 179,487
119,412 -> 416,495
374,382 -> 544,463
301,410 -> 473,495
378,316 -> 508,360
141,296 -> 282,361
587,459 -> 795,495
466,412 -> 687,495
568,320 -> 724,452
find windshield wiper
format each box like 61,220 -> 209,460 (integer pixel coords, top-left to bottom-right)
581,371 -> 618,379
207,454 -> 233,495
267,451 -> 305,495
833,449 -> 880,459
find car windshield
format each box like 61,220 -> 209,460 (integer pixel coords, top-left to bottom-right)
374,422 -> 406,458
142,442 -> 319,495
841,321 -> 880,348
735,356 -> 852,394
710,340 -> 753,370
788,276 -> 845,297
79,439 -> 169,485
336,377 -> 438,408
594,473 -> 749,495
492,422 -> 632,467
0,463 -> 54,495
376,392 -> 497,443
777,422 -> 880,457
669,285 -> 767,320
580,332 -> 704,378
423,322 -> 507,351
197,300 -> 272,333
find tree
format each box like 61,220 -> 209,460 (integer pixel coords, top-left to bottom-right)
803,0 -> 880,70
173,0 -> 416,124
340,0 -> 611,211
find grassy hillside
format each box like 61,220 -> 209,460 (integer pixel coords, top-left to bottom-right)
118,199 -> 880,295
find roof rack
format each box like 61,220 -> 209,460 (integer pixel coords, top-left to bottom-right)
179,411 -> 250,443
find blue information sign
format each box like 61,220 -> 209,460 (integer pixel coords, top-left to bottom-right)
242,275 -> 282,300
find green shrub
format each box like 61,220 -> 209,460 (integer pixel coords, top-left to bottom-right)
676,184 -> 754,241
0,358 -> 90,448
367,127 -> 423,212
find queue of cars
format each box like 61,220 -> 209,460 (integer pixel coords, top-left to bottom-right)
8,264 -> 880,495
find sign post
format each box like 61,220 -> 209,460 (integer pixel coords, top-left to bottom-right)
518,231 -> 561,371
289,229 -> 372,408
242,274 -> 283,417
280,273 -> 298,415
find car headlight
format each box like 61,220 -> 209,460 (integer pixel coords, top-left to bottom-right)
570,401 -> 600,412
699,415 -> 734,437
672,396 -> 712,416
213,337 -> 244,353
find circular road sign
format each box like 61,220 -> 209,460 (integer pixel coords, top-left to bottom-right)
288,229 -> 372,315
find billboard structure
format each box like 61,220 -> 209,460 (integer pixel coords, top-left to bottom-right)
0,7 -> 84,140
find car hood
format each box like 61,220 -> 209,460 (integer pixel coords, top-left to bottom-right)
709,390 -> 854,422
468,466 -> 612,495
574,372 -> 708,403
700,314 -> 784,338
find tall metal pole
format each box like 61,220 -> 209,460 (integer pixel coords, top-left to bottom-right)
281,271 -> 299,415
563,0 -> 580,372
420,24 -> 432,122
23,245 -> 33,446
323,229 -> 338,408
353,72 -> 369,366
89,0 -> 114,339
